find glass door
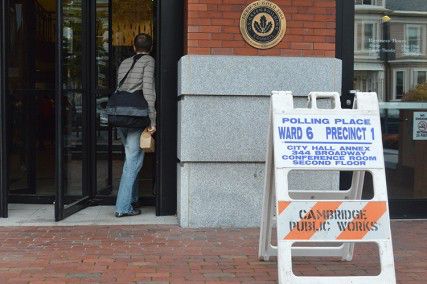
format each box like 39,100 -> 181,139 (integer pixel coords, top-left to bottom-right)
94,0 -> 114,198
3,0 -> 56,205
55,0 -> 90,220
1,0 -> 164,219
94,0 -> 156,205
55,0 -> 156,220
353,2 -> 427,218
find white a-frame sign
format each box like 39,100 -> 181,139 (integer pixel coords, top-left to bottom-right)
259,91 -> 396,284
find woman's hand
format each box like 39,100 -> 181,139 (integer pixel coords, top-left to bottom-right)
147,126 -> 156,134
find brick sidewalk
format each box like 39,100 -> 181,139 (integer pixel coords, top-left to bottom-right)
0,220 -> 425,283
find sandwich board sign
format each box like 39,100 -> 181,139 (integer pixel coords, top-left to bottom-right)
259,91 -> 396,283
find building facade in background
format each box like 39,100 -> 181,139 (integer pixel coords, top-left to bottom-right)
354,0 -> 427,101
354,0 -> 427,220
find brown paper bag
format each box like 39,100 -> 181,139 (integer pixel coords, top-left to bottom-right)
140,129 -> 155,153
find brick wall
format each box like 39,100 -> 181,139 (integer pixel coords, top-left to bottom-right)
186,0 -> 336,57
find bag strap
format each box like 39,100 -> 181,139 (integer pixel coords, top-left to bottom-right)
118,54 -> 144,89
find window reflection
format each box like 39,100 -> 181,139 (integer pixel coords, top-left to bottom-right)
355,1 -> 427,200
355,2 -> 427,101
62,0 -> 84,199
63,0 -> 82,90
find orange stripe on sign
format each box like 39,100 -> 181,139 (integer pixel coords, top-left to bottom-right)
284,201 -> 342,240
278,201 -> 290,215
337,201 -> 387,240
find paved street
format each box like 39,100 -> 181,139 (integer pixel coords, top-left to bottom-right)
0,220 -> 425,283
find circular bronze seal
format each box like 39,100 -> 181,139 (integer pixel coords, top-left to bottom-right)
240,1 -> 286,49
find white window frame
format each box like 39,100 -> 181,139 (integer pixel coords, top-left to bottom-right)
392,69 -> 407,101
412,69 -> 427,86
404,24 -> 425,56
354,21 -> 380,55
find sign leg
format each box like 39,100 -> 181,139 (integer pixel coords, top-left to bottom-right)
259,109 -> 276,261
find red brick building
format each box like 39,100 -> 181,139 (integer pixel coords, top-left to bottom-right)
186,0 -> 337,57
2,1 -> 424,224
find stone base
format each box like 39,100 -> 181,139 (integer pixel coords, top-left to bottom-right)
178,163 -> 339,228
177,55 -> 343,228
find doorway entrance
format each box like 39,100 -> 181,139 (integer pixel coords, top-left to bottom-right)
0,0 -> 183,220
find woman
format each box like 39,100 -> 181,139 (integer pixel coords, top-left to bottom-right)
115,33 -> 156,217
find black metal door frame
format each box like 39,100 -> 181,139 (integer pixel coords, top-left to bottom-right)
87,0 -> 97,201
155,0 -> 184,216
55,0 -> 92,221
336,0 -> 354,97
336,0 -> 355,192
0,0 -> 9,218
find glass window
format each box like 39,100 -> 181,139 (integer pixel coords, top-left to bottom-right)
405,25 -> 422,55
62,0 -> 84,200
354,2 -> 427,207
364,23 -> 374,50
356,23 -> 363,50
395,71 -> 405,100
415,70 -> 427,85
355,22 -> 378,53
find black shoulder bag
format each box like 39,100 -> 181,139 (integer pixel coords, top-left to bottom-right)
105,54 -> 150,128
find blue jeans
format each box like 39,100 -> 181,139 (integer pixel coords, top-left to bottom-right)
116,128 -> 145,214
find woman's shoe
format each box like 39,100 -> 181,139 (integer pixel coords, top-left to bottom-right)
115,209 -> 142,218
